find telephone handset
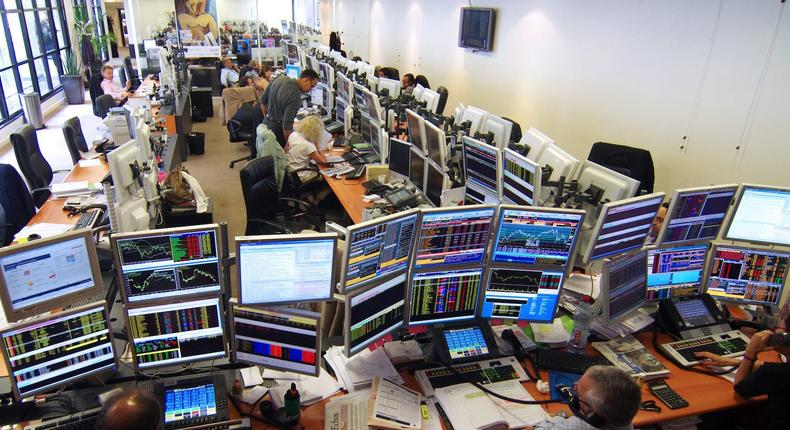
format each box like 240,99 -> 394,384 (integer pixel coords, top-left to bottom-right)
658,294 -> 731,340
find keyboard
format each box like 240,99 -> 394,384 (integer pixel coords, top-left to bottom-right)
24,407 -> 101,430
180,418 -> 251,429
415,356 -> 528,397
659,330 -> 749,367
72,209 -> 100,230
534,349 -> 612,375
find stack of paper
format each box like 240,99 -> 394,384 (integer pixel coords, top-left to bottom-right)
531,318 -> 570,348
265,368 -> 342,408
434,380 -> 548,430
324,391 -> 370,430
52,181 -> 102,198
325,346 -> 403,392
13,223 -> 72,240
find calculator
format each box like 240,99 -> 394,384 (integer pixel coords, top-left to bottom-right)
648,380 -> 689,409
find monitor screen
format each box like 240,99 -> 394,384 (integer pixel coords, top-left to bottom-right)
409,268 -> 483,325
705,245 -> 789,306
112,225 -> 222,303
724,185 -> 790,247
285,64 -> 301,79
353,84 -> 367,113
337,73 -> 351,102
409,147 -> 426,192
231,302 -> 320,376
501,148 -> 540,206
584,193 -> 666,262
388,138 -> 411,178
369,120 -> 381,155
491,207 -> 585,267
362,89 -> 382,123
164,380 -> 218,424
458,8 -> 495,51
319,62 -> 330,84
406,109 -> 425,153
336,98 -> 346,124
0,303 -> 116,399
0,230 -> 103,322
463,136 -> 500,205
415,206 -> 496,268
310,84 -> 323,106
127,296 -> 226,369
237,234 -> 337,305
425,161 -> 446,207
341,210 -> 420,292
646,244 -> 708,301
481,267 -> 563,322
601,251 -> 648,322
346,273 -> 406,356
659,185 -> 738,245
444,325 -> 489,361
674,297 -> 717,328
360,114 -> 372,145
424,120 -> 446,167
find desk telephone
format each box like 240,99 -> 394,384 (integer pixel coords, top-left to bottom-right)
658,294 -> 731,340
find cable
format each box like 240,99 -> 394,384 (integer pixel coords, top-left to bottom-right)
429,360 -> 566,405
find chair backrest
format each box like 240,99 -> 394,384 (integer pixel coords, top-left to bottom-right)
89,73 -> 104,104
118,67 -> 128,88
0,164 -> 35,246
10,124 -> 53,207
62,117 -> 89,165
380,67 -> 399,80
239,156 -> 280,235
415,75 -> 430,89
588,142 -> 655,194
95,94 -> 116,119
123,56 -> 137,79
436,86 -> 449,116
502,116 -> 522,144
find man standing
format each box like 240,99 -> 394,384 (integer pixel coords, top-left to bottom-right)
260,69 -> 319,147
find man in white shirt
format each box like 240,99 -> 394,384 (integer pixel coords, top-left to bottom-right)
220,58 -> 239,87
535,366 -> 641,430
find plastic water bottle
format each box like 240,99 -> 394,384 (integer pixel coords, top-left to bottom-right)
568,295 -> 593,354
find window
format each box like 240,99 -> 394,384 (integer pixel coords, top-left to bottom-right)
0,0 -> 70,126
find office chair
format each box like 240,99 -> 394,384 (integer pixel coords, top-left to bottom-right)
0,164 -> 36,246
95,94 -> 116,119
588,142 -> 655,194
415,75 -> 430,89
62,117 -> 90,166
227,101 -> 259,168
88,73 -> 104,116
118,67 -> 128,89
436,86 -> 449,116
502,117 -> 522,143
380,67 -> 399,80
123,56 -> 141,90
239,156 -> 319,234
10,124 -> 68,208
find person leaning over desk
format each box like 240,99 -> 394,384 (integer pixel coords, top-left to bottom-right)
696,310 -> 790,430
260,68 -> 319,148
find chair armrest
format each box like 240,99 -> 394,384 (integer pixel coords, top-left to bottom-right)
279,197 -> 314,213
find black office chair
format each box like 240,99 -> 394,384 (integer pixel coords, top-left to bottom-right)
380,67 -> 399,80
588,142 -> 655,194
62,117 -> 90,166
95,94 -> 116,119
228,102 -> 259,168
502,117 -> 523,144
436,86 -> 449,116
10,124 -> 68,208
0,164 -> 36,246
239,156 -> 319,234
415,75 -> 430,89
88,73 -> 104,117
123,56 -> 141,90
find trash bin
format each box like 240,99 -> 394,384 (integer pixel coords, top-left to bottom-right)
19,92 -> 44,129
187,132 -> 205,155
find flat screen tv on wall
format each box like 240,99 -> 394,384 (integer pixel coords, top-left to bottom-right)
458,8 -> 496,52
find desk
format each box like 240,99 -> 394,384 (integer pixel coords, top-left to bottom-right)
320,148 -> 369,224
130,76 -> 192,162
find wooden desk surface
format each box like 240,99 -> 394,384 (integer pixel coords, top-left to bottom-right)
320,149 -> 369,224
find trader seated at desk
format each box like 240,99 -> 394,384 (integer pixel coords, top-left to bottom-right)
220,58 -> 240,88
285,114 -> 332,203
536,366 -> 641,430
100,64 -> 131,101
96,389 -> 161,430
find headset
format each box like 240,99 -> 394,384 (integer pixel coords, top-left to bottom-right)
557,384 -> 606,428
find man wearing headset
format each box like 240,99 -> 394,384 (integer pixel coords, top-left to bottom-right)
535,366 -> 641,430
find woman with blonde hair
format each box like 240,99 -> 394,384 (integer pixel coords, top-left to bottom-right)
284,115 -> 331,202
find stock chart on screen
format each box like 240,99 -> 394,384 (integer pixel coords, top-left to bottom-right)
492,208 -> 584,266
481,268 -> 564,321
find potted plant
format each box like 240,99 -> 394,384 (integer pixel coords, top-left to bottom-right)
60,51 -> 84,104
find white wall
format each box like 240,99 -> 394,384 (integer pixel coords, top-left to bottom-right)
320,0 -> 371,59
324,0 -> 790,194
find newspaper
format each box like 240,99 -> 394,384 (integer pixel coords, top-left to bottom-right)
591,334 -> 670,380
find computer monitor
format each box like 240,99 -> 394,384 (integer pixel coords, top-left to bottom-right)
600,250 -> 648,322
111,224 -> 222,303
336,97 -> 347,124
646,243 -> 709,301
480,267 -> 564,322
377,77 -> 401,98
0,230 -> 103,322
575,160 -> 640,207
581,192 -> 666,263
126,296 -> 226,369
658,184 -> 738,246
345,272 -> 407,356
420,88 -> 440,114
501,148 -> 542,206
0,303 -> 117,399
414,205 -> 496,269
230,301 -> 321,376
425,160 -> 449,207
135,121 -> 152,163
340,209 -> 421,292
405,109 -> 427,154
362,87 -> 383,124
319,62 -> 335,88
285,64 -> 301,79
409,146 -> 426,192
336,72 -> 352,103
462,136 -> 501,205
459,106 -> 488,136
723,185 -> 790,247
307,55 -> 319,74
360,114 -> 372,145
353,83 -> 367,113
286,43 -> 299,64
535,144 -> 581,182
369,119 -> 383,156
388,138 -> 411,178
479,114 -> 513,149
408,267 -> 483,326
107,139 -> 141,204
704,243 -> 789,306
520,127 -> 554,161
237,233 -> 337,305
424,118 -> 447,167
491,206 -> 586,268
